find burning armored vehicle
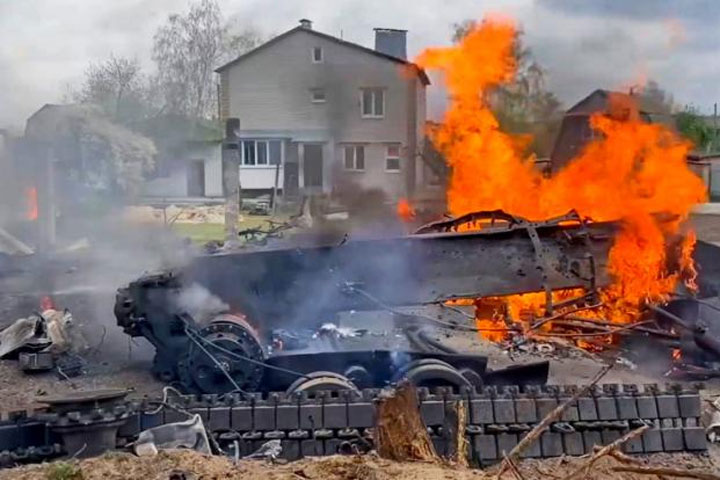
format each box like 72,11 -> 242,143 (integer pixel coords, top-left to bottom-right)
114,211 -> 617,395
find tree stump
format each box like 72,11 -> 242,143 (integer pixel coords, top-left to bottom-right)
442,400 -> 468,466
375,382 -> 440,462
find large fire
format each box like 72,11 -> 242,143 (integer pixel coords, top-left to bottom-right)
415,17 -> 707,345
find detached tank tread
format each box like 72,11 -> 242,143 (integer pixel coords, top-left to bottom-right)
0,383 -> 707,468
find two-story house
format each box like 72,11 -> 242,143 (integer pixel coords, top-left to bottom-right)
215,19 -> 430,202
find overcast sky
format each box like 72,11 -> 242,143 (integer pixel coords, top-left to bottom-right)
1,0 -> 718,130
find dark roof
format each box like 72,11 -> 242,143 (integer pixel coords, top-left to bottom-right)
215,26 -> 430,86
566,89 -> 666,117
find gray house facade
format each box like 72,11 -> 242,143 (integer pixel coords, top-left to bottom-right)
216,19 -> 429,201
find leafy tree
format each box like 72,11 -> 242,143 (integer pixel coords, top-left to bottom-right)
451,20 -> 563,158
152,0 -> 262,119
676,106 -> 719,153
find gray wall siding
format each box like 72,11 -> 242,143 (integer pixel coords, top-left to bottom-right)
144,143 -> 222,198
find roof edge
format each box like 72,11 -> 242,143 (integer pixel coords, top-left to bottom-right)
215,26 -> 429,85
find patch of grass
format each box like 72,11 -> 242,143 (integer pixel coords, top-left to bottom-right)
46,462 -> 83,480
171,215 -> 288,244
172,222 -> 225,244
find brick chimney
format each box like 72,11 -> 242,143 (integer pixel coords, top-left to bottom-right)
299,18 -> 313,30
374,28 -> 407,60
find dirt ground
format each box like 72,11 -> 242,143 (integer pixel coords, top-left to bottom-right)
1,449 -> 720,480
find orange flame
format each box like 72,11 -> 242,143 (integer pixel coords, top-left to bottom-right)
397,198 -> 416,222
416,17 -> 706,338
26,187 -> 38,221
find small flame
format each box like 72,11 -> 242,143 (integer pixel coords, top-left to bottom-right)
680,230 -> 699,292
26,187 -> 38,221
397,198 -> 416,222
40,296 -> 55,311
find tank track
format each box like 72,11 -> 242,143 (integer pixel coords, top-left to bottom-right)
0,384 -> 707,467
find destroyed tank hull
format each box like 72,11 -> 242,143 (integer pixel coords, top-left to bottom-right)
114,211 -> 617,395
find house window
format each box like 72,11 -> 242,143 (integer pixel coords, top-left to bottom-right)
311,88 -> 326,103
312,46 -> 323,63
361,88 -> 385,118
241,140 -> 283,166
385,145 -> 401,172
344,145 -> 365,171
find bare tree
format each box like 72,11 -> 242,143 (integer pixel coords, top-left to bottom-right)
73,55 -> 153,124
152,0 -> 262,119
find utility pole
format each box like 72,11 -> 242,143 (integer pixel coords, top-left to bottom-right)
223,118 -> 241,247
713,102 -> 717,153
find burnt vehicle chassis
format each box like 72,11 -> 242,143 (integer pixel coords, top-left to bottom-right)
115,211 -> 615,395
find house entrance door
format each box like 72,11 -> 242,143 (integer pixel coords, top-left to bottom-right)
187,159 -> 205,197
302,144 -> 323,190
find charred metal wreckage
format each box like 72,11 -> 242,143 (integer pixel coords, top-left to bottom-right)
114,210 -> 613,394
0,211 -> 710,466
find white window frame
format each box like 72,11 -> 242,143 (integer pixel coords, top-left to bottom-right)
385,144 -> 401,172
312,46 -> 323,63
343,145 -> 365,171
240,139 -> 283,168
360,88 -> 385,118
310,88 -> 326,103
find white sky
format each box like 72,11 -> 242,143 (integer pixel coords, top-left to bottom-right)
1,0 -> 718,130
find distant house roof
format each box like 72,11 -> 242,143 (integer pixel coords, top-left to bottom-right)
215,25 -> 430,86
565,88 -> 672,121
550,89 -> 675,171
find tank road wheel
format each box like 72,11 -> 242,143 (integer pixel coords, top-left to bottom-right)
178,315 -> 265,394
392,359 -> 472,390
285,371 -> 360,395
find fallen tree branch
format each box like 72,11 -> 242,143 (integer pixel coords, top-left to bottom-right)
503,453 -> 525,480
559,424 -> 648,480
495,364 -> 612,475
612,465 -> 720,480
601,446 -> 643,465
533,320 -> 653,338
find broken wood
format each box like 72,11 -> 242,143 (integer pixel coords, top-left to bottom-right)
503,453 -> 525,480
441,399 -> 468,466
375,381 -> 439,463
559,424 -> 648,480
496,365 -> 612,475
597,446 -> 643,465
612,466 -> 720,480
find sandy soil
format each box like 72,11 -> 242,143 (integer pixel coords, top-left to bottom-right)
1,449 -> 720,480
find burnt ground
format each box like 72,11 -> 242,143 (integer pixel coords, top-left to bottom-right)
2,214 -> 720,476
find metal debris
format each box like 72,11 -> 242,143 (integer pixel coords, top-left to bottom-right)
243,439 -> 282,460
0,314 -> 48,358
134,414 -> 211,457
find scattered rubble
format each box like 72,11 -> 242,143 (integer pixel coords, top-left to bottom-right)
0,303 -> 88,378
